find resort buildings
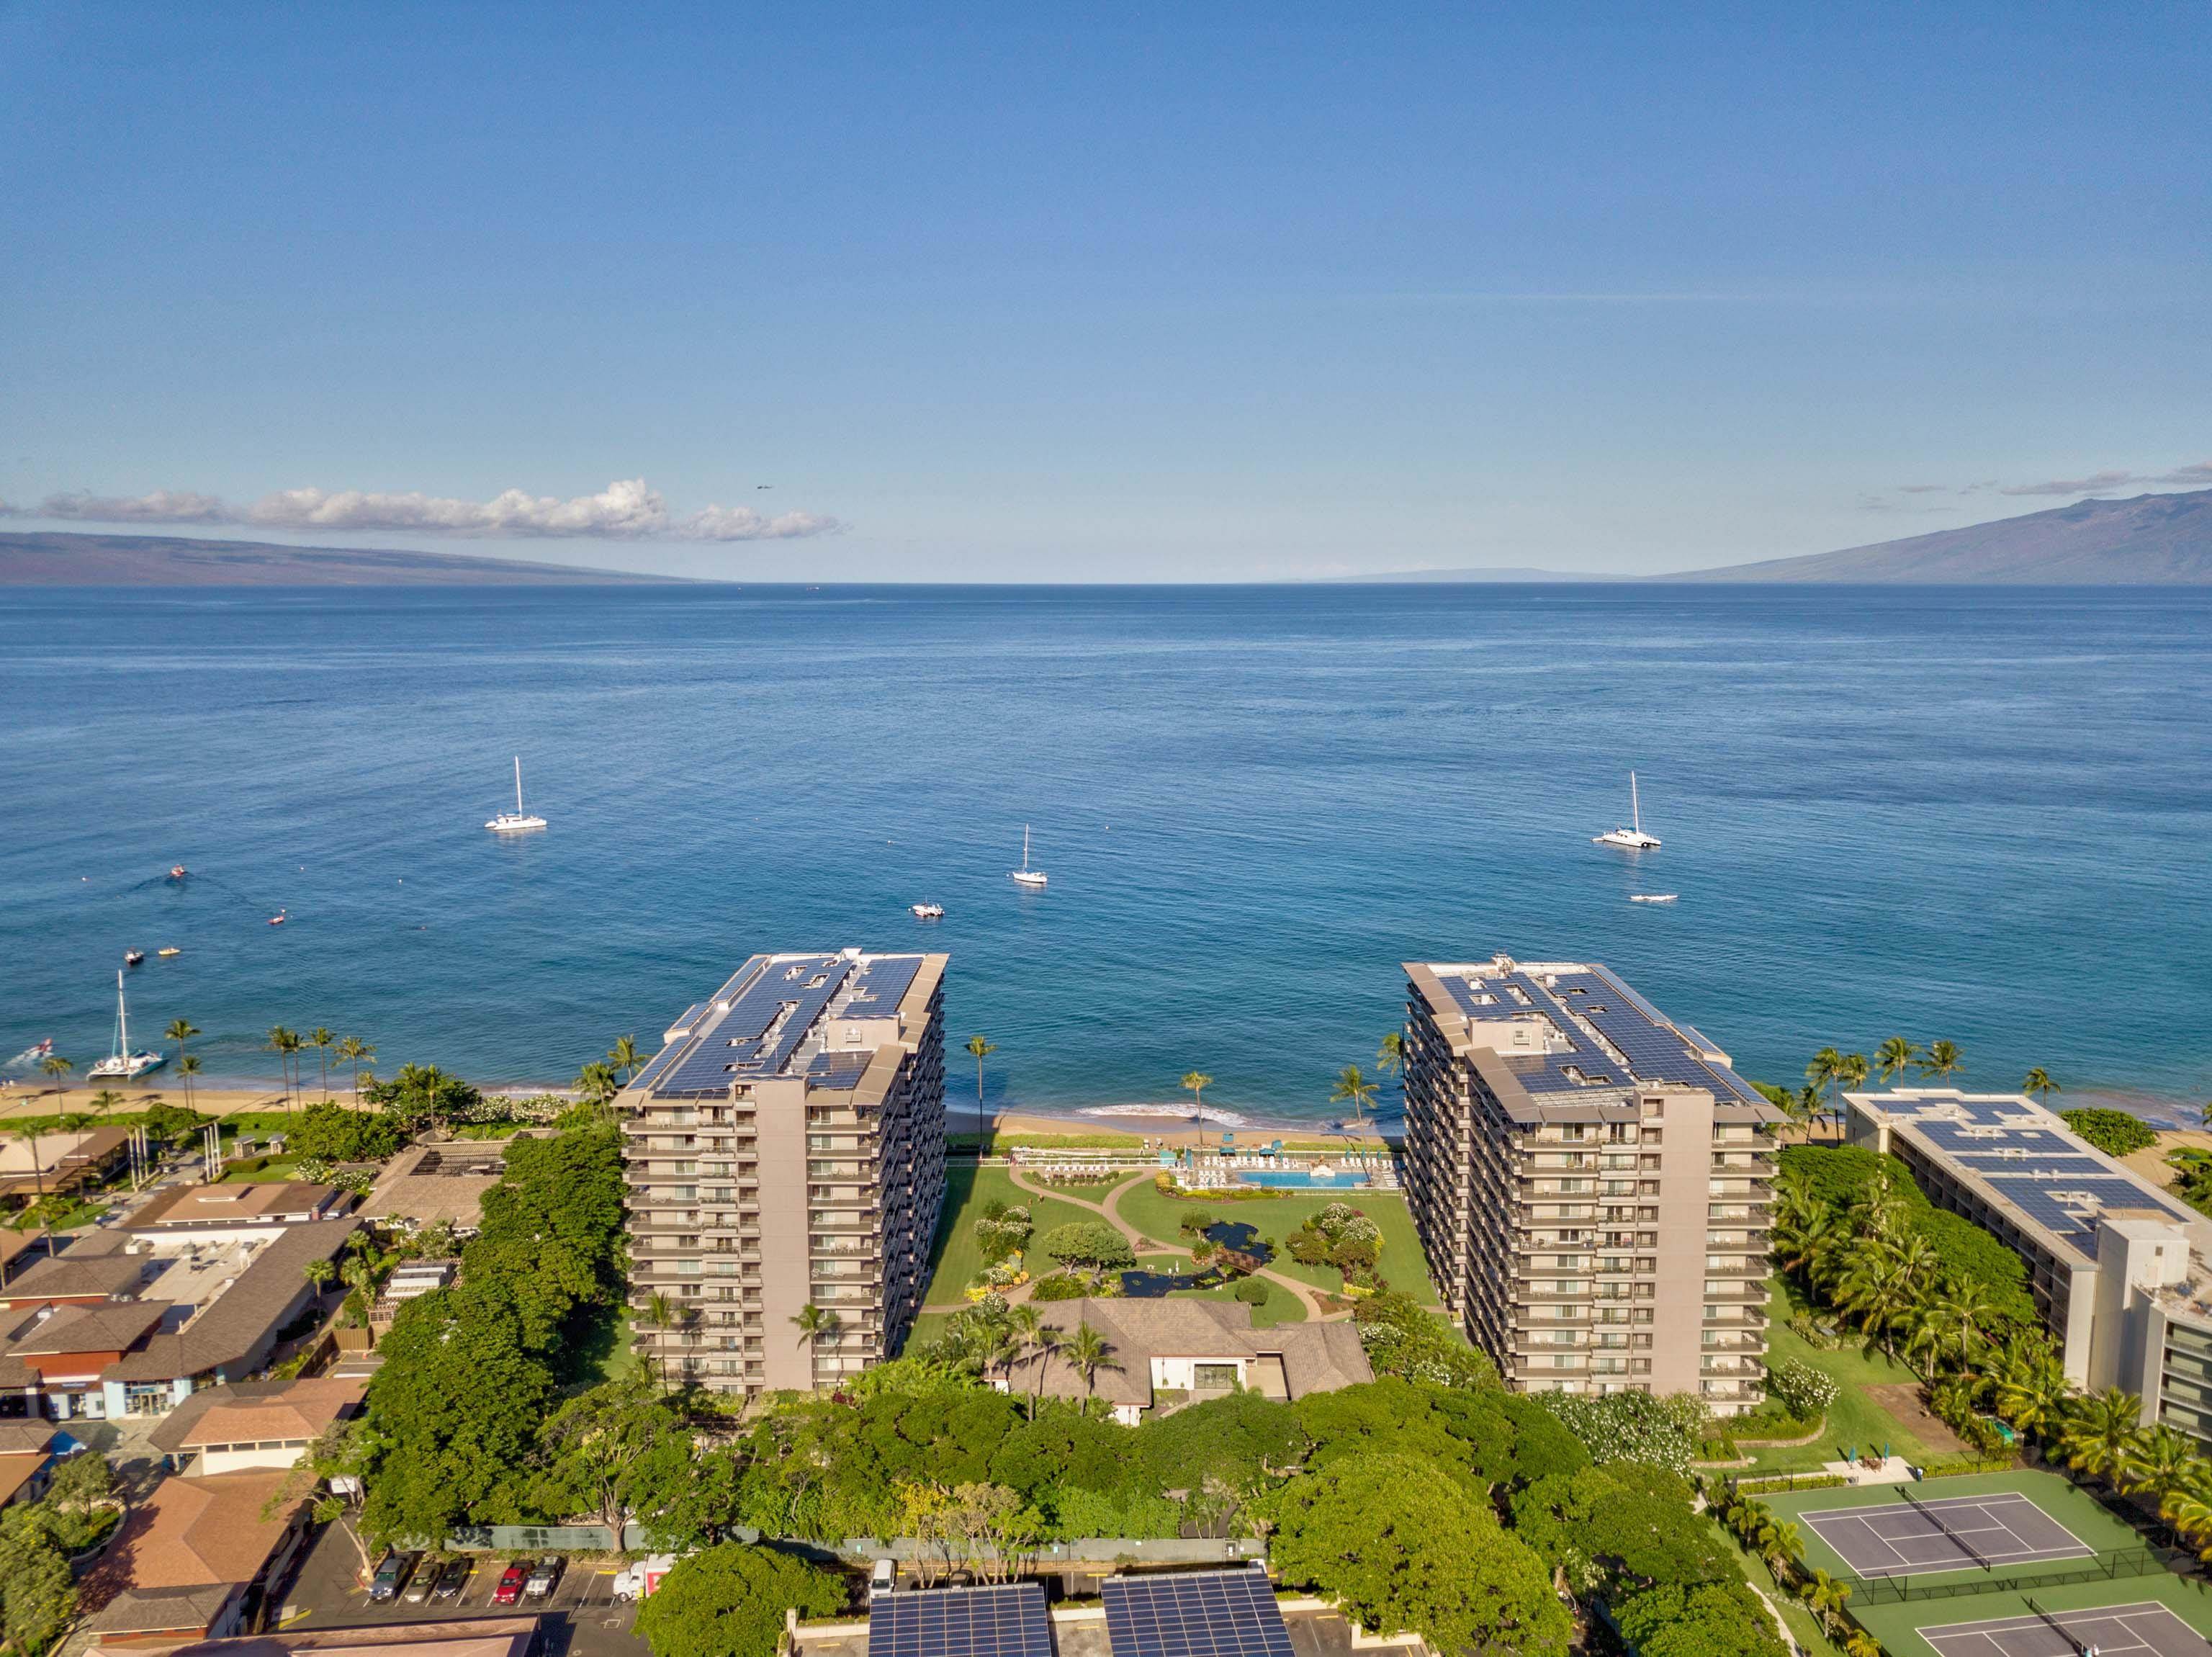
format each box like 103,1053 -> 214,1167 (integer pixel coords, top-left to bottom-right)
1843,1088 -> 2212,1447
1400,955 -> 1782,1414
619,948 -> 948,1396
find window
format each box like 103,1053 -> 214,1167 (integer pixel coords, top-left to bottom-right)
1192,1362 -> 1241,1389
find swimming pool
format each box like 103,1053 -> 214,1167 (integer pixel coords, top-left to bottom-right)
1233,1169 -> 1370,1189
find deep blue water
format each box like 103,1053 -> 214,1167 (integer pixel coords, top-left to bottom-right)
3,583 -> 2208,1126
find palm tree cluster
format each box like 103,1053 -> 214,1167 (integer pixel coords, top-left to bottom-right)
264,1024 -> 374,1113
574,1035 -> 649,1110
1709,1488 -> 1875,1656
1780,1169 -> 2212,1561
927,1302 -> 1120,1408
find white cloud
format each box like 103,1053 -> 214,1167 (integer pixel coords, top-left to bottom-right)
8,478 -> 843,540
1999,461 -> 2212,498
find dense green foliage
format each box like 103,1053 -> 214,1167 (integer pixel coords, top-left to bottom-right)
2059,1108 -> 2157,1159
359,1116 -> 626,1545
288,1102 -> 407,1164
0,1457 -> 120,1654
365,1062 -> 485,1132
1351,1290 -> 1499,1388
1035,1221 -> 1135,1271
1267,1452 -> 1570,1657
1533,1390 -> 1714,1475
1615,1583 -> 1791,1657
634,1543 -> 845,1657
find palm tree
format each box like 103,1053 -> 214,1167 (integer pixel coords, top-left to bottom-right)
1375,1031 -> 1404,1076
1875,1036 -> 1920,1085
40,1052 -> 72,1102
86,1090 -> 125,1131
165,1019 -> 199,1082
1923,1277 -> 1997,1368
791,1301 -> 842,1362
641,1290 -> 678,1391
1799,1571 -> 1852,1639
1065,1320 -> 1120,1397
266,1025 -> 302,1113
1843,1632 -> 1882,1657
303,1257 -> 336,1294
1919,1040 -> 1964,1082
1805,1046 -> 1843,1114
336,1036 -> 372,1105
2124,1424 -> 2197,1520
1181,1071 -> 1214,1151
1991,1342 -> 2072,1445
2022,1068 -> 2061,1105
2162,1460 -> 2212,1553
176,1053 -> 202,1113
1023,1316 -> 1066,1418
1756,1516 -> 1802,1576
308,1028 -> 336,1100
2058,1388 -> 2146,1489
7,1121 -> 52,1236
1835,1051 -> 1869,1099
1329,1064 -> 1378,1132
575,1061 -> 620,1111
607,1035 -> 644,1081
965,1035 -> 997,1107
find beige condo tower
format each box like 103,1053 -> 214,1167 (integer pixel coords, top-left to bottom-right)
1400,955 -> 1781,1414
619,948 -> 948,1396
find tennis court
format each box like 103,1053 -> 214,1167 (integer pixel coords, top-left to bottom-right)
1922,1601 -> 2212,1657
1802,1490 -> 2095,1579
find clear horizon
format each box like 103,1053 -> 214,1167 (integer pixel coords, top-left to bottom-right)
4,5 -> 2208,580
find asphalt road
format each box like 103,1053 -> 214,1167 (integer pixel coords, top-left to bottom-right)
279,1524 -> 649,1657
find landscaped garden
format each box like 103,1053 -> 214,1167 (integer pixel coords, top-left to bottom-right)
922,1164 -> 1151,1304
1112,1176 -> 1442,1306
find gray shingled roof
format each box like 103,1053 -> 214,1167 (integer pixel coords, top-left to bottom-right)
104,1220 -> 358,1384
1006,1298 -> 1372,1410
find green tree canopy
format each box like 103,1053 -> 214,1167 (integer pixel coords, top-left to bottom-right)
635,1543 -> 847,1657
1615,1582 -> 1791,1657
1267,1451 -> 1570,1657
2058,1108 -> 2157,1159
1509,1464 -> 1733,1594
1035,1221 -> 1136,1272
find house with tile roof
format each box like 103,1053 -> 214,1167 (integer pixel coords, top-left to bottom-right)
87,1616 -> 544,1657
148,1377 -> 366,1474
77,1468 -> 312,1645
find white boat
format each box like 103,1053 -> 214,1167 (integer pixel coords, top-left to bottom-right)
485,755 -> 548,834
6,1039 -> 53,1069
1009,825 -> 1047,888
157,946 -> 182,956
1593,771 -> 1662,850
1629,894 -> 1678,904
86,971 -> 166,1079
910,903 -> 944,920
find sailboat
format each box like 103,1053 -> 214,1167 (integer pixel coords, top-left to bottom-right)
1593,771 -> 1662,850
87,970 -> 166,1079
485,756 -> 548,834
1009,825 -> 1048,888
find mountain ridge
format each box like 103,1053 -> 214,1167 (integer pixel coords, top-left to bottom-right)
0,531 -> 698,585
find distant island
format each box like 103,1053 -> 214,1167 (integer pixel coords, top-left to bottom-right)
0,530 -> 698,585
1313,565 -> 1614,583
1669,488 -> 2212,583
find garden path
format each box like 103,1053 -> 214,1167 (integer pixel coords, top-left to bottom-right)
1094,1169 -> 1340,1322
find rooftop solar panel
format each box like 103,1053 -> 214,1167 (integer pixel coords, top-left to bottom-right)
870,1584 -> 1053,1657
1102,1570 -> 1294,1657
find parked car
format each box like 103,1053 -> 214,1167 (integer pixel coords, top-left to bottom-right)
367,1552 -> 419,1602
432,1557 -> 474,1601
404,1557 -> 444,1604
523,1558 -> 564,1600
493,1562 -> 532,1606
870,1558 -> 896,1598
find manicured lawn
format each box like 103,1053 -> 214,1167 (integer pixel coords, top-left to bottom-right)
1743,1280 -> 1940,1472
1707,1518 -> 1840,1657
222,1159 -> 302,1183
1111,1178 -> 1441,1306
923,1165 -> 1136,1306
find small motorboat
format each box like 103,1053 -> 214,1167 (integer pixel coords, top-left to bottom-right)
1629,894 -> 1678,904
167,864 -> 188,880
910,902 -> 944,920
157,946 -> 182,957
124,949 -> 145,966
268,908 -> 288,926
6,1039 -> 53,1069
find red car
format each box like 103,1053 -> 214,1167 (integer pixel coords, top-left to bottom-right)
493,1562 -> 531,1607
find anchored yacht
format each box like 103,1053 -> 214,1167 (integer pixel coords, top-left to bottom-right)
486,756 -> 549,834
1593,772 -> 1662,850
1010,825 -> 1047,888
87,971 -> 166,1079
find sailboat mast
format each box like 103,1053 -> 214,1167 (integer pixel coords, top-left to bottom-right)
116,970 -> 127,1057
1629,771 -> 1641,833
1022,825 -> 1031,870
514,755 -> 524,814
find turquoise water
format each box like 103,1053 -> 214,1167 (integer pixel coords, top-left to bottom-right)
2,583 -> 2208,1126
1233,1171 -> 1374,1189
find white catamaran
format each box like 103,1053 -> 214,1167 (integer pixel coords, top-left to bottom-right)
485,756 -> 549,834
87,970 -> 166,1079
1010,825 -> 1048,888
1593,771 -> 1662,850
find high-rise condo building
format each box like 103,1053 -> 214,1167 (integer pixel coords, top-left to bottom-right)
619,948 -> 947,1396
1401,956 -> 1781,1414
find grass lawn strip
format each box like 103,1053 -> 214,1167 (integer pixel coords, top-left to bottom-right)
1767,1471 -> 2146,1593
1110,1180 -> 1441,1306
1707,1517 -> 1844,1657
923,1164 -> 1135,1306
1745,1280 -> 1940,1473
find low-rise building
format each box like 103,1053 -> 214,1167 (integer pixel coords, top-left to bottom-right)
89,1618 -> 544,1657
0,1423 -> 62,1510
0,1228 -> 45,1287
998,1298 -> 1371,1426
0,1126 -> 132,1208
148,1378 -> 367,1474
364,1141 -> 514,1236
0,1244 -> 157,1311
1401,955 -> 1781,1412
78,1468 -> 312,1646
127,1183 -> 351,1241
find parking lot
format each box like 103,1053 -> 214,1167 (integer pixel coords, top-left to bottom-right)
279,1522 -> 649,1657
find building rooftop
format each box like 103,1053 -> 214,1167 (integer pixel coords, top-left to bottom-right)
1409,955 -> 1776,1116
129,1182 -> 346,1231
1843,1090 -> 2212,1269
96,1618 -> 544,1657
79,1468 -> 303,1629
149,1376 -> 367,1455
1003,1298 -> 1371,1410
367,1141 -> 516,1231
5,1298 -> 170,1358
869,1584 -> 1051,1657
1102,1568 -> 1293,1657
0,1246 -> 157,1307
636,949 -> 943,1099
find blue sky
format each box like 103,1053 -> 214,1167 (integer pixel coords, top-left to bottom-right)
3,4 -> 2208,580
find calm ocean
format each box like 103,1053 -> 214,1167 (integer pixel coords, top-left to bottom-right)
3,583 -> 2208,1126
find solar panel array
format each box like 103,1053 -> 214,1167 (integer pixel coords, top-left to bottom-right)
1102,1570 -> 1295,1657
642,951 -> 929,1097
870,1584 -> 1053,1657
1434,963 -> 1765,1106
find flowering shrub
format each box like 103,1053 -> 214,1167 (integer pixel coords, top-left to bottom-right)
1763,1357 -> 1839,1419
1533,1391 -> 1712,1475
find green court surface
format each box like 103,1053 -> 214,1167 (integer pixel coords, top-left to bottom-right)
1847,1568 -> 2212,1657
1768,1470 -> 2146,1593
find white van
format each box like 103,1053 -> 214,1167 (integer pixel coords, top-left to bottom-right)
870,1558 -> 896,1597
